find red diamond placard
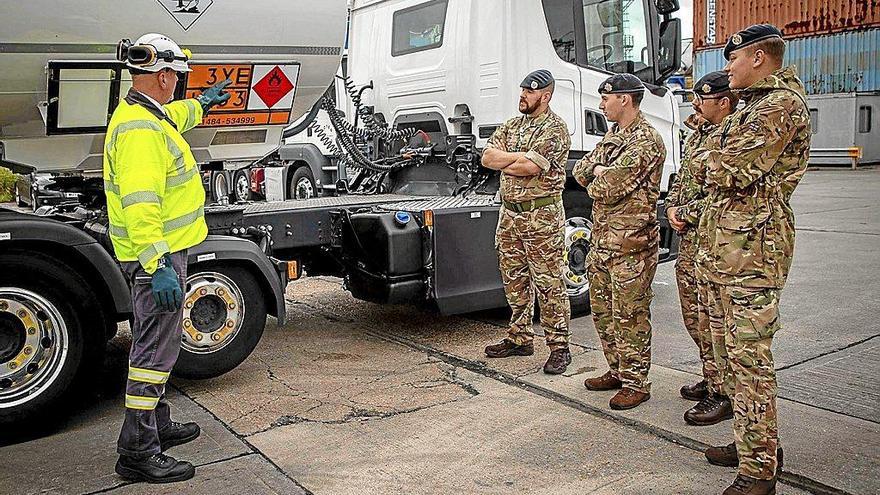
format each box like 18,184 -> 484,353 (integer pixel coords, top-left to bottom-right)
253,66 -> 294,108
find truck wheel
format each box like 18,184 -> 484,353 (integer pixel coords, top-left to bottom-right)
212,172 -> 230,203
0,252 -> 100,426
233,169 -> 251,203
288,166 -> 316,200
564,199 -> 592,317
174,265 -> 266,379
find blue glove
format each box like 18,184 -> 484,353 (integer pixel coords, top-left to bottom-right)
151,254 -> 183,312
197,79 -> 232,112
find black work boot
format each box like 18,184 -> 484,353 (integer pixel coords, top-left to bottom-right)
485,340 -> 534,358
159,421 -> 201,451
115,453 -> 195,483
680,380 -> 709,401
543,347 -> 572,375
705,442 -> 784,471
684,394 -> 734,426
722,474 -> 777,495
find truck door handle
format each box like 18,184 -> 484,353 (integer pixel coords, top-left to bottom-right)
584,110 -> 608,136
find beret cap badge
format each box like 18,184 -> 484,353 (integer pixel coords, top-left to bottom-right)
732,34 -> 743,45
701,84 -> 712,94
531,81 -> 538,89
604,82 -> 613,92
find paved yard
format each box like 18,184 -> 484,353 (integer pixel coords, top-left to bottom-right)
1,168 -> 877,495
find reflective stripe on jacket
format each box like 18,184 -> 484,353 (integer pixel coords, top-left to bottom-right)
103,94 -> 207,274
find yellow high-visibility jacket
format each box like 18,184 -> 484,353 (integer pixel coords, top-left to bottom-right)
103,92 -> 207,274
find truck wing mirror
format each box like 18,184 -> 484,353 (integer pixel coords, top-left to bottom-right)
656,0 -> 680,16
657,18 -> 682,82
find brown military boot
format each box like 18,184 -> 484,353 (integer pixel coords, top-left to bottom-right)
680,380 -> 709,401
485,340 -> 534,358
609,388 -> 650,410
684,394 -> 734,426
584,371 -> 622,391
543,347 -> 572,375
705,442 -> 784,471
722,475 -> 777,495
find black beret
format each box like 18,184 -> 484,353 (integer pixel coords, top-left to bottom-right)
520,69 -> 554,90
693,71 -> 730,96
598,73 -> 645,94
723,24 -> 783,60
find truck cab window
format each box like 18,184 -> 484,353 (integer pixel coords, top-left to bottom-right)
542,0 -> 577,64
582,0 -> 653,81
392,0 -> 448,56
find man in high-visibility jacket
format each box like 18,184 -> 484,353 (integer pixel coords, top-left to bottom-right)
105,33 -> 230,483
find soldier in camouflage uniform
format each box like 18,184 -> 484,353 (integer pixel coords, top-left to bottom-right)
666,71 -> 738,427
573,74 -> 666,410
482,69 -> 573,375
685,25 -> 811,495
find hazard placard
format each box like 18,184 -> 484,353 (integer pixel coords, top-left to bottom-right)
184,62 -> 299,128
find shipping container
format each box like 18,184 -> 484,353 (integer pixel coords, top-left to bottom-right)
694,0 -> 880,50
693,31 -> 880,167
806,93 -> 880,166
694,29 -> 880,94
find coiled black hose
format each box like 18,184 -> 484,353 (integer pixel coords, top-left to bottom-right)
342,76 -> 417,141
321,96 -> 402,172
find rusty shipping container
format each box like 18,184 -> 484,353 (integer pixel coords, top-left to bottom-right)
694,0 -> 880,49
694,29 -> 880,94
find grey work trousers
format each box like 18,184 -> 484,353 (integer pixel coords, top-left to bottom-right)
117,250 -> 188,458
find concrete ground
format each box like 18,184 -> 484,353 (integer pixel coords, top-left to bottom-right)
1,169 -> 877,494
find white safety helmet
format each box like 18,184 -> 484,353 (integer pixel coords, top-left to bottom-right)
117,33 -> 192,73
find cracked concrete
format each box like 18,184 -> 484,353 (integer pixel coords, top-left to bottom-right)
1,168 -> 877,495
174,295 -> 484,437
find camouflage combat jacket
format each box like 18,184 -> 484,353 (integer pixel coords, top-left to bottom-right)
666,114 -> 719,260
695,66 -> 811,288
486,109 -> 571,203
572,112 -> 666,256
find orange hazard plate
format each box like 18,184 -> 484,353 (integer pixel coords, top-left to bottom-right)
184,63 -> 297,128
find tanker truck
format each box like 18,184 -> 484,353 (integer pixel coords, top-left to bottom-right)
0,0 -> 348,425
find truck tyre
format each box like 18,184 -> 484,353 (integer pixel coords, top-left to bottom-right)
288,166 -> 316,200
212,171 -> 230,204
0,251 -> 102,426
563,195 -> 592,317
233,169 -> 251,203
174,265 -> 266,379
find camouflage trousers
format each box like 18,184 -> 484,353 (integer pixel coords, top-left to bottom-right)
495,202 -> 571,349
705,281 -> 781,480
588,248 -> 658,393
675,250 -> 723,394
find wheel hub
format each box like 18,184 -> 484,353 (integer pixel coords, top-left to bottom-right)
295,177 -> 314,199
0,289 -> 67,406
563,218 -> 592,297
182,272 -> 245,354
190,295 -> 227,333
235,174 -> 249,201
0,312 -> 26,364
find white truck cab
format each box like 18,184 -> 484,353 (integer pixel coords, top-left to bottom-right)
346,0 -> 682,190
